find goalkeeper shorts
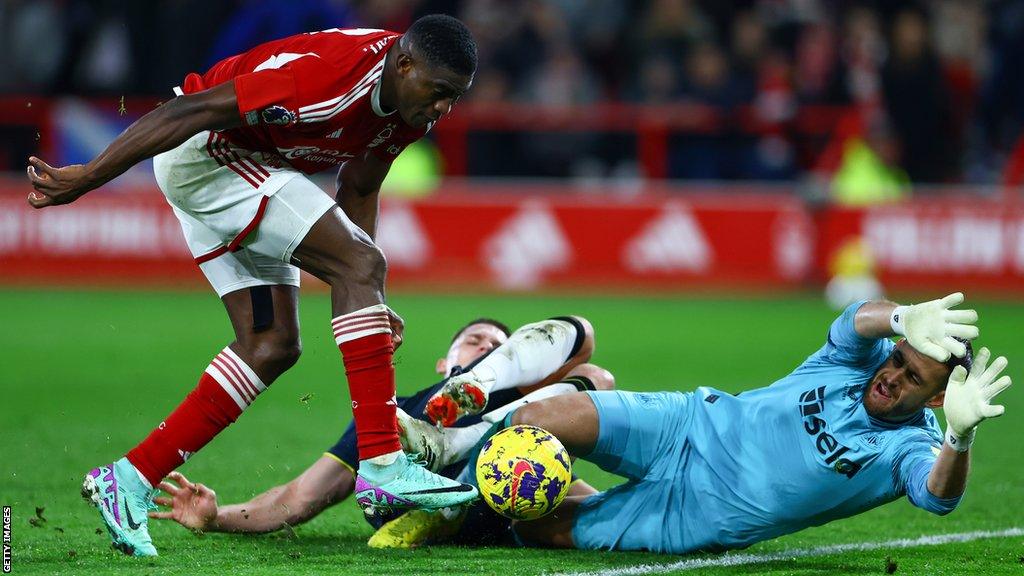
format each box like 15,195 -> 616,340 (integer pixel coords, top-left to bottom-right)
573,390 -> 697,554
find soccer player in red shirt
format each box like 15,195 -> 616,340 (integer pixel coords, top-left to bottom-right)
25,15 -> 478,556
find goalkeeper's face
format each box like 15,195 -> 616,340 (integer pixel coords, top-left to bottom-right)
864,340 -> 950,421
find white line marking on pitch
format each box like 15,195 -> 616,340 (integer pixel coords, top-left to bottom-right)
552,527 -> 1024,576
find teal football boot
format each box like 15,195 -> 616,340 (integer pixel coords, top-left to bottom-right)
355,453 -> 478,515
81,458 -> 158,557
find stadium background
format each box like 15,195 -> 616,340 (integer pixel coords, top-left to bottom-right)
1,1 -> 1022,574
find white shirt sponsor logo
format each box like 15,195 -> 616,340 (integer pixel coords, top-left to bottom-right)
483,203 -> 571,289
376,203 -> 430,268
277,145 -> 355,163
623,205 -> 711,273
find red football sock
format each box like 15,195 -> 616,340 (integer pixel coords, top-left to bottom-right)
127,347 -> 266,486
333,304 -> 401,462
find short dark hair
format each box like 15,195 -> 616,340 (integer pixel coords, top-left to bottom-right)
405,14 -> 477,76
451,318 -> 510,344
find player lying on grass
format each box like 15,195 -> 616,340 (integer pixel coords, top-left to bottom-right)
27,16 -> 481,556
150,316 -> 612,546
434,294 -> 1011,554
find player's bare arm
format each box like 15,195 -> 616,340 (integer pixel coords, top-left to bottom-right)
150,457 -> 355,534
26,82 -> 242,209
335,151 -> 393,240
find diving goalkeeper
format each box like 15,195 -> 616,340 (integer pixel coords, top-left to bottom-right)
438,294 -> 1011,553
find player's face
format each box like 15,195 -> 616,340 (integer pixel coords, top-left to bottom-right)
863,340 -> 949,421
439,323 -> 508,375
396,57 -> 472,128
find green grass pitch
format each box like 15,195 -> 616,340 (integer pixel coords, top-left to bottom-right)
1,289 -> 1021,575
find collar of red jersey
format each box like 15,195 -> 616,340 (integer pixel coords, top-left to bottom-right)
371,80 -> 395,118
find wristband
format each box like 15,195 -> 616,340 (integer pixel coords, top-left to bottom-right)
945,427 -> 975,453
890,305 -> 909,335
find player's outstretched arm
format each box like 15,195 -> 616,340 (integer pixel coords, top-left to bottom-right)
26,81 -> 242,209
853,294 -> 978,361
149,456 -> 355,534
927,347 -> 1012,499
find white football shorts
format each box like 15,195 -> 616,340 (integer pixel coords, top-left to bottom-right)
153,130 -> 337,297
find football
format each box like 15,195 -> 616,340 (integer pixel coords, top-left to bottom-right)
475,424 -> 572,521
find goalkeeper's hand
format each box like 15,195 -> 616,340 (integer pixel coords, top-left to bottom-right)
891,292 -> 978,362
943,347 -> 1012,451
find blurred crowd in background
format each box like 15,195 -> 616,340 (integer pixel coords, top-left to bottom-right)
2,0 -> 1024,192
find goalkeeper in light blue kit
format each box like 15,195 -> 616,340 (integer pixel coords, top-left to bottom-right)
431,293 -> 1011,553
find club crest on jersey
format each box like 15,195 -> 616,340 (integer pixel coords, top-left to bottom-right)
367,123 -> 396,148
261,105 -> 296,126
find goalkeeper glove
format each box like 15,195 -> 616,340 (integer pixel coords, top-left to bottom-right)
890,292 -> 978,362
943,347 -> 1012,452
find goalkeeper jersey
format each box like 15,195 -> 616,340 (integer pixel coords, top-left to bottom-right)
678,301 -> 958,551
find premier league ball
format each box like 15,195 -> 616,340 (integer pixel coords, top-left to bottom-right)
475,424 -> 572,520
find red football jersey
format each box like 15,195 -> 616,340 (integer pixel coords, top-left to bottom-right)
179,28 -> 428,174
